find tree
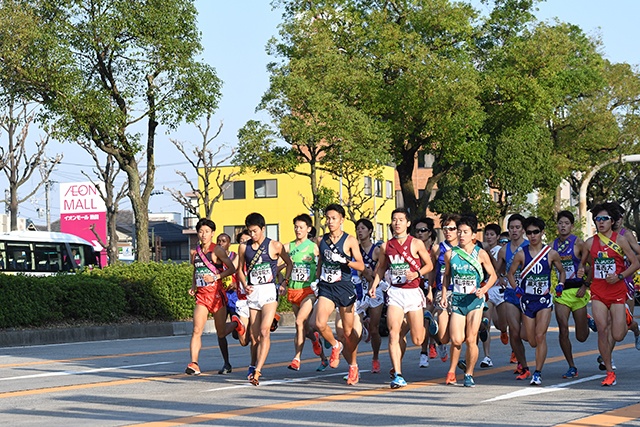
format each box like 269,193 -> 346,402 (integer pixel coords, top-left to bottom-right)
0,0 -> 222,261
0,97 -> 61,230
165,115 -> 237,220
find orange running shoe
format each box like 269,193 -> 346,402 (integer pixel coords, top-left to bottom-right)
311,332 -> 322,356
601,371 -> 616,386
249,369 -> 261,386
231,314 -> 246,336
625,305 -> 633,327
372,359 -> 381,374
429,343 -> 438,359
500,331 -> 509,345
510,351 -> 518,364
445,372 -> 457,385
515,368 -> 531,380
270,313 -> 281,332
346,365 -> 359,385
288,358 -> 300,371
329,341 -> 343,368
185,362 -> 200,375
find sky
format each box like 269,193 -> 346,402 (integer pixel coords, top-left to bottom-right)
8,0 -> 640,226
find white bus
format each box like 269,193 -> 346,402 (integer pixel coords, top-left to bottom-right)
0,231 -> 100,274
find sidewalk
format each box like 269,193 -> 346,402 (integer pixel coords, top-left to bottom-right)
0,312 -> 300,348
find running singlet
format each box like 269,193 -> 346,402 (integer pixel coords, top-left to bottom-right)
553,235 -> 582,288
385,236 -> 421,289
244,238 -> 278,286
319,233 -> 351,284
590,233 -> 626,284
521,247 -> 551,296
506,240 -> 529,283
450,245 -> 482,294
193,244 -> 220,287
435,241 -> 452,291
289,239 -> 316,289
220,252 -> 237,290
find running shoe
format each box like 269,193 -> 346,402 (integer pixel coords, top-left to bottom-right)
270,313 -> 281,332
424,311 -> 439,336
596,355 -> 615,371
530,371 -> 542,386
457,359 -> 467,371
231,314 -> 246,336
635,333 -> 640,351
463,374 -> 475,388
311,332 -> 322,356
247,365 -> 256,379
218,362 -> 232,375
514,363 -> 523,375
419,353 -> 429,368
429,343 -> 438,359
185,362 -> 200,375
479,318 -> 489,342
389,368 -> 396,378
500,331 -> 509,345
626,305 -> 634,327
249,369 -> 261,386
390,373 -> 407,389
372,359 -> 381,373
587,314 -> 597,332
515,368 -> 531,380
324,336 -> 332,349
329,341 -> 343,368
445,372 -> 457,385
601,371 -> 616,386
346,365 -> 359,385
288,358 -> 301,371
510,351 -> 518,364
317,358 -> 329,371
563,366 -> 578,378
438,344 -> 449,362
480,356 -> 493,368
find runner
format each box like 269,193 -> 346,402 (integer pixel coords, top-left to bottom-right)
552,211 -> 593,379
442,214 -> 497,387
413,217 -> 438,367
369,208 -> 434,388
185,218 -> 241,376
355,218 -> 386,374
578,202 -> 639,386
237,212 -> 293,386
314,204 -> 365,385
284,214 -> 326,371
508,217 -> 565,386
495,213 -> 531,380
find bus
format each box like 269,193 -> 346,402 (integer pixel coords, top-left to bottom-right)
0,231 -> 100,275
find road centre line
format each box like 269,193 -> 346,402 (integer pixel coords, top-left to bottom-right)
482,375 -> 605,402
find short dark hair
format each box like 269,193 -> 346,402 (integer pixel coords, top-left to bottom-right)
456,213 -> 478,234
391,208 -> 410,221
441,213 -> 461,226
524,216 -> 546,232
484,223 -> 501,236
245,212 -> 265,228
324,203 -> 345,217
507,213 -> 526,228
557,210 -> 575,224
217,233 -> 231,243
413,217 -> 435,240
293,213 -> 313,228
591,202 -> 622,224
236,229 -> 251,244
356,218 -> 374,232
196,218 -> 216,232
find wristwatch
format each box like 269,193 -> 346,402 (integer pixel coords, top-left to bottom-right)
617,273 -> 625,280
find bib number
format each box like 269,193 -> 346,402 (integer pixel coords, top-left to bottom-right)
525,274 -> 548,295
594,257 -> 615,280
452,275 -> 476,294
320,263 -> 341,283
249,263 -> 274,284
292,263 -> 311,283
561,260 -> 576,280
390,263 -> 409,285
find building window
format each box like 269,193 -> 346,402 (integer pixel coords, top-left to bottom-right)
255,179 -> 277,198
223,181 -> 246,200
224,225 -> 246,242
386,180 -> 393,199
266,224 -> 279,241
417,151 -> 435,169
364,176 -> 372,196
375,179 -> 382,197
376,223 -> 383,242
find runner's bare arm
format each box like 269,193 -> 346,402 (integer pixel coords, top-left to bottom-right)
347,236 -> 365,272
506,250 -> 525,289
368,243 -> 388,297
214,246 -> 236,280
441,251 -> 452,308
549,250 -> 566,285
479,249 -> 497,291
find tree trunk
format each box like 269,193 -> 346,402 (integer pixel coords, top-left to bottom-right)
396,151 -> 418,217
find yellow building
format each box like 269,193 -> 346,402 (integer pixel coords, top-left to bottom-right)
201,164 -> 397,245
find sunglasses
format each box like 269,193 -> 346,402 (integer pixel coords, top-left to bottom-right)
498,239 -> 509,244
416,227 -> 430,233
525,229 -> 542,236
442,226 -> 457,231
594,215 -> 612,222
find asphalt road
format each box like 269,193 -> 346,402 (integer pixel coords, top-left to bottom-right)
2,318 -> 640,427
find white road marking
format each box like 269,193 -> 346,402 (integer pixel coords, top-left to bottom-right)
482,375 -> 605,402
204,370 -> 371,392
0,361 -> 173,381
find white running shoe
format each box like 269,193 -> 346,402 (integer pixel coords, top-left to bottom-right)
419,353 -> 429,368
480,356 -> 493,368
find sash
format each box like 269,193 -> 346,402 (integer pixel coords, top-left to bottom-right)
387,237 -> 421,272
324,235 -> 350,261
247,239 -> 267,273
360,243 -> 379,268
196,245 -> 220,275
598,233 -> 624,258
520,245 -> 551,280
452,246 -> 483,277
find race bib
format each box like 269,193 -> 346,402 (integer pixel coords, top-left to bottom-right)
320,263 -> 341,283
561,259 -> 576,280
452,273 -> 477,294
292,263 -> 311,283
249,262 -> 274,285
594,257 -> 615,280
195,266 -> 212,287
525,274 -> 549,295
390,262 -> 409,285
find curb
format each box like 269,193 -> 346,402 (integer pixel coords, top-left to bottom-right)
0,312 -> 299,348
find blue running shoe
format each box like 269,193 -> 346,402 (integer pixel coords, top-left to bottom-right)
457,359 -> 467,371
390,373 -> 407,389
247,365 -> 256,379
530,370 -> 542,386
588,314 -> 597,332
563,366 -> 578,378
424,311 -> 439,336
316,359 -> 329,372
463,374 -> 475,388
